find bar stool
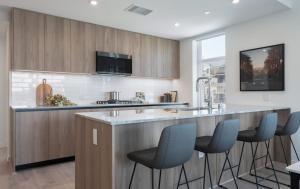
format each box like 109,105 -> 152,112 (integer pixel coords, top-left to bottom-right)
193,119 -> 240,189
127,123 -> 197,189
269,111 -> 300,165
265,111 -> 300,179
236,113 -> 280,189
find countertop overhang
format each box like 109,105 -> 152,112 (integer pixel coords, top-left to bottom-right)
76,104 -> 290,126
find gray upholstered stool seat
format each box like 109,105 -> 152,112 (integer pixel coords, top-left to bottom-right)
275,126 -> 286,135
194,136 -> 212,153
127,148 -> 157,168
237,130 -> 257,142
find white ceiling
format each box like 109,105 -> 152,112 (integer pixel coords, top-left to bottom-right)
0,0 -> 291,40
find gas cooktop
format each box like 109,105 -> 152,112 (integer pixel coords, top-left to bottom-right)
96,100 -> 143,105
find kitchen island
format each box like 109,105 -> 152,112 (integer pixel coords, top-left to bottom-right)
75,105 -> 291,189
11,102 -> 187,171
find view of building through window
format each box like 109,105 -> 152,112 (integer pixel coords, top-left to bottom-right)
196,35 -> 225,108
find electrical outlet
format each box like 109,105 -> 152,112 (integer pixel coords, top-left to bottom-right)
198,152 -> 204,159
93,129 -> 98,146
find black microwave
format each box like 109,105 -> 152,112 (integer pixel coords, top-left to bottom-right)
96,51 -> 132,75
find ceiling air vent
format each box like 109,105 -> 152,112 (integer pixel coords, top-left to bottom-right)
125,4 -> 153,16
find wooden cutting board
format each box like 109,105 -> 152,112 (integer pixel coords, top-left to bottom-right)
36,79 -> 53,106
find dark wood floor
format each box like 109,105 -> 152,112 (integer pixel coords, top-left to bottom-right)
0,148 -> 291,189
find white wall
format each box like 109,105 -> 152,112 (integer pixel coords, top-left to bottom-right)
173,39 -> 198,107
0,7 -> 10,149
178,2 -> 300,161
225,1 -> 300,162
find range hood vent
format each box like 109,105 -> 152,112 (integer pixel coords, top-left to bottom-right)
125,4 -> 153,16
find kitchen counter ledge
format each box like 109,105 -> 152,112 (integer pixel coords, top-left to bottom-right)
76,104 -> 289,126
11,102 -> 188,112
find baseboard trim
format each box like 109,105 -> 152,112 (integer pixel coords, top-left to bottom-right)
15,156 -> 75,171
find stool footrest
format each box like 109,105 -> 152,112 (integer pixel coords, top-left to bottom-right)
178,176 -> 204,186
237,176 -> 273,189
265,166 -> 289,175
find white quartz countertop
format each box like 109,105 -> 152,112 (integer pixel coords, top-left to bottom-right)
287,162 -> 300,174
11,102 -> 188,112
76,104 -> 289,126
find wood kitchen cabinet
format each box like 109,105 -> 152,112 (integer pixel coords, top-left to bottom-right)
170,40 -> 180,78
12,8 -> 45,71
15,111 -> 49,165
157,38 -> 170,78
157,38 -> 180,79
116,30 -> 142,77
70,20 -> 96,73
45,15 -> 71,72
140,34 -> 158,78
11,8 -> 180,78
96,26 -> 118,53
49,110 -> 76,159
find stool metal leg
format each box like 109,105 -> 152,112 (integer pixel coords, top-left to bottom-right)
249,142 -> 259,175
237,142 -> 274,189
290,136 -> 300,161
206,154 -> 214,189
265,138 -> 289,176
218,153 -> 228,187
264,140 -> 270,167
176,166 -> 183,189
158,170 -> 162,189
279,136 -> 289,165
218,151 -> 239,189
182,165 -> 190,189
152,169 -> 154,189
128,162 -> 137,189
226,151 -> 239,189
265,141 -> 281,189
236,142 -> 245,177
203,154 -> 207,189
250,142 -> 259,189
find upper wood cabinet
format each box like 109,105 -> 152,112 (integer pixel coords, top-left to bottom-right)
70,21 -> 96,73
140,34 -> 158,78
45,15 -> 71,72
157,38 -> 180,79
96,26 -> 117,53
170,40 -> 180,78
12,9 -> 45,71
11,8 -> 180,79
116,30 -> 142,77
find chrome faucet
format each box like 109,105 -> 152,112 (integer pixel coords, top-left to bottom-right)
196,76 -> 213,110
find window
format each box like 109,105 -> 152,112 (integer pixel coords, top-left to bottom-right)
196,34 -> 226,108
201,35 -> 225,60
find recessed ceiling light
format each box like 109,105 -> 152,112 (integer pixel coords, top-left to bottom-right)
90,0 -> 98,6
204,11 -> 211,15
232,0 -> 240,4
174,22 -> 180,27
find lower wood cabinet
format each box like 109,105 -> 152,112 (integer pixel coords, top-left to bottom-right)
15,111 -> 49,165
14,110 -> 79,167
49,110 -> 76,159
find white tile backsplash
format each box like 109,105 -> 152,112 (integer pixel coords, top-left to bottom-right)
11,72 -> 175,106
